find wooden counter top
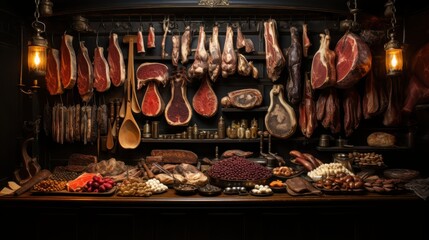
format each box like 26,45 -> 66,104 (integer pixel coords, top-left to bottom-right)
1,188 -> 425,208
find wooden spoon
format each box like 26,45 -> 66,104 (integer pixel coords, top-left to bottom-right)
118,35 -> 141,149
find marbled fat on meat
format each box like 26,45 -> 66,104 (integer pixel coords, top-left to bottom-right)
45,48 -> 63,95
108,33 -> 126,87
60,34 -> 77,89
93,47 -> 111,92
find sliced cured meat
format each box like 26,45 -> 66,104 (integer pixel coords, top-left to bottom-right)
165,68 -> 192,126
264,19 -> 285,82
136,62 -> 169,90
45,48 -> 63,95
77,41 -> 93,97
192,76 -> 218,118
141,81 -> 165,117
67,172 -> 100,192
221,25 -> 237,78
311,31 -> 336,90
335,32 -> 372,89
265,84 -> 297,138
93,47 -> 111,92
107,33 -> 126,87
60,33 -> 77,89
221,88 -> 262,109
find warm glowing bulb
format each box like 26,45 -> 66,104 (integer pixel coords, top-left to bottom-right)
391,54 -> 398,68
34,52 -> 41,66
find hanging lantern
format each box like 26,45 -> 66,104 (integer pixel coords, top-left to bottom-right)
384,32 -> 403,76
384,0 -> 403,76
28,0 -> 48,77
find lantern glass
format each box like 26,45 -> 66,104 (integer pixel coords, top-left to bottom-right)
385,47 -> 403,76
28,44 -> 47,76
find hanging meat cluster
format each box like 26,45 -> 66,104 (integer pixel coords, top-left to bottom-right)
309,27 -> 372,137
42,17 -> 398,144
49,103 -> 108,145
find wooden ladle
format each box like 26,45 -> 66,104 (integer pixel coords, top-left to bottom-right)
118,35 -> 141,149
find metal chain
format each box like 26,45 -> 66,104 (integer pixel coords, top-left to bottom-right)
32,0 -> 46,33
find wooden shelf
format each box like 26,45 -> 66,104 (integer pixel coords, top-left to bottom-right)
221,106 -> 268,113
141,138 -> 260,143
316,145 -> 412,152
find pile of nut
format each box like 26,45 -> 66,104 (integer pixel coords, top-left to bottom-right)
117,178 -> 153,197
272,166 -> 298,177
33,179 -> 68,192
313,173 -> 364,191
348,152 -> 384,167
363,176 -> 406,193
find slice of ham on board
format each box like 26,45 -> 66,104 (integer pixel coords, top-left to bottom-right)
60,33 -> 77,89
265,84 -> 297,139
264,19 -> 286,82
77,41 -> 94,101
93,46 -> 111,92
192,75 -> 218,118
165,67 -> 192,126
108,33 -> 126,87
136,62 -> 169,117
335,32 -> 372,89
45,48 -> 63,95
311,31 -> 336,90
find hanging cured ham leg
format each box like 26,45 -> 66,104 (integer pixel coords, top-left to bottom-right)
60,33 -> 77,89
284,26 -> 303,105
299,72 -> 317,138
45,48 -> 63,95
335,31 -> 372,89
265,84 -> 297,139
193,75 -> 218,118
108,33 -> 126,87
343,87 -> 362,137
188,25 -> 208,80
302,23 -> 311,57
264,19 -> 285,82
208,24 -> 221,82
221,25 -> 237,78
311,31 -> 336,90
